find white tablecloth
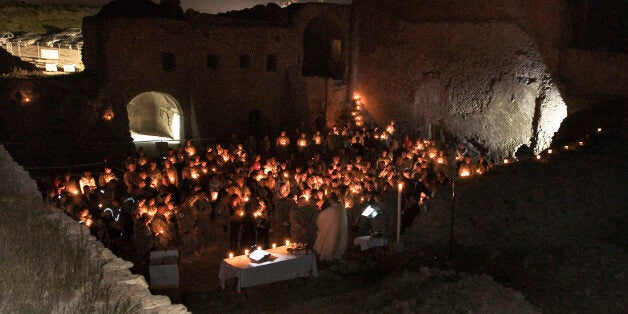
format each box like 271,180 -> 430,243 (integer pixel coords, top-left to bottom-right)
218,246 -> 318,292
354,236 -> 388,251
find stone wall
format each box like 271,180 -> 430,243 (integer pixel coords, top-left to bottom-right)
0,76 -> 133,169
353,13 -> 567,157
82,3 -> 351,139
349,0 -> 628,158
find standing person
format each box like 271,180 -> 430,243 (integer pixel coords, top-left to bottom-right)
313,192 -> 348,261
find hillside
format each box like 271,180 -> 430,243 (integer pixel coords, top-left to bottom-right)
404,103 -> 627,312
0,3 -> 99,34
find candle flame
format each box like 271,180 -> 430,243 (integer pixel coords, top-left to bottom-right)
228,252 -> 234,258
272,243 -> 277,249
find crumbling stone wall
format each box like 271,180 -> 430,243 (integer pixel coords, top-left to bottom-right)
351,0 -> 625,157
354,17 -> 566,157
83,3 -> 351,139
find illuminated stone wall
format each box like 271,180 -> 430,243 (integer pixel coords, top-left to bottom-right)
351,0 -> 571,158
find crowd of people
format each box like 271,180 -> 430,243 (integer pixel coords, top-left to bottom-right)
46,121 -> 496,262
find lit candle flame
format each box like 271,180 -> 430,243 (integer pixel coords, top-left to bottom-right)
272,243 -> 276,249
285,240 -> 290,246
244,249 -> 249,256
257,246 -> 262,251
228,252 -> 234,258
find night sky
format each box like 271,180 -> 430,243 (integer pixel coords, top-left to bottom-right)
20,0 -> 352,13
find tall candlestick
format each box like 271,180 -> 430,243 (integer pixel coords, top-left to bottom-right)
397,183 -> 403,244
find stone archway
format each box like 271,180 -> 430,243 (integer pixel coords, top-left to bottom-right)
302,14 -> 346,79
127,91 -> 183,143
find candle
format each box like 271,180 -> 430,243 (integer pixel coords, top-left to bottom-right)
244,249 -> 249,256
547,149 -> 553,154
257,246 -> 262,251
285,240 -> 290,246
272,243 -> 276,249
536,154 -> 541,160
228,252 -> 234,259
597,128 -> 602,133
397,182 -> 403,244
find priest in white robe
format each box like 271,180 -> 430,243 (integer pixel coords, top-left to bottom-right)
313,193 -> 348,261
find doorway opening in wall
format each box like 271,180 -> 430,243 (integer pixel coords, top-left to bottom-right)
302,14 -> 346,80
127,91 -> 183,156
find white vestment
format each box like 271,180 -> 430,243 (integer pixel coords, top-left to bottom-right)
313,202 -> 348,260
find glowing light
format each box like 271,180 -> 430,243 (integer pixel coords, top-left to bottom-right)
578,141 -> 584,146
228,252 -> 234,258
503,158 -> 510,164
257,246 -> 262,251
172,113 -> 181,140
597,128 -> 602,133
536,154 -> 541,160
548,149 -> 553,154
460,170 -> 470,177
563,145 -> 569,150
398,183 -> 403,191
285,240 -> 290,246
353,94 -> 361,101
244,249 -> 249,256
102,105 -> 114,121
272,243 -> 276,249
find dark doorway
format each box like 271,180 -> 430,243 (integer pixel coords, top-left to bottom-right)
302,15 -> 345,79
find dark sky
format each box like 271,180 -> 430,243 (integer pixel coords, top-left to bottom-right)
21,0 -> 352,13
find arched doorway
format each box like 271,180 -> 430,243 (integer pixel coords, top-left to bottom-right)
302,15 -> 345,79
127,91 -> 183,150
